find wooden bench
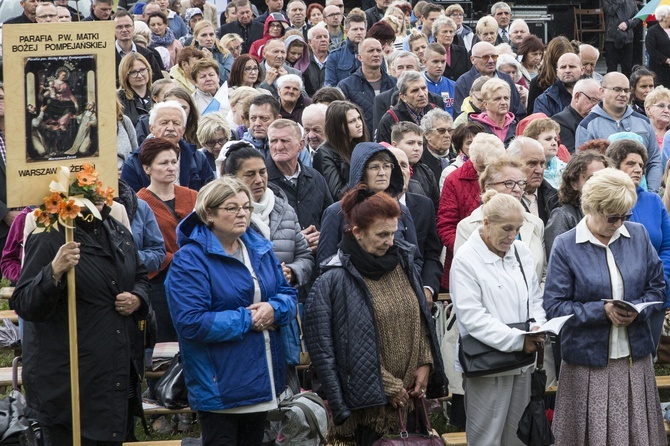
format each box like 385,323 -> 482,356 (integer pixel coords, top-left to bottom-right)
0,287 -> 14,300
0,310 -> 18,324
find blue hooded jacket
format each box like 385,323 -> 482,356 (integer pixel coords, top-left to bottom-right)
315,142 -> 422,269
166,212 -> 297,411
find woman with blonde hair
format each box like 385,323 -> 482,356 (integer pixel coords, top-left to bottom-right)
197,112 -> 231,171
118,52 -> 153,126
545,168 -> 666,445
645,86 -> 670,155
469,78 -> 516,146
191,20 -> 234,83
475,16 -> 498,45
451,189 -> 546,445
220,33 -> 244,59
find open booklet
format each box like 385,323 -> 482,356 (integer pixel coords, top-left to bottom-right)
521,314 -> 574,335
601,299 -> 664,313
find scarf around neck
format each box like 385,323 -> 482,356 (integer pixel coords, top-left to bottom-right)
339,233 -> 399,280
251,188 -> 275,239
151,28 -> 176,48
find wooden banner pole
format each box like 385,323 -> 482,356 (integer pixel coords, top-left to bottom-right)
65,222 -> 81,446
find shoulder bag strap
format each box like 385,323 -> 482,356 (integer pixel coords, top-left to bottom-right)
282,400 -> 326,442
513,246 -> 530,322
295,305 -> 308,356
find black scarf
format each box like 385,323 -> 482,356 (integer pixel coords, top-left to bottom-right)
339,234 -> 399,280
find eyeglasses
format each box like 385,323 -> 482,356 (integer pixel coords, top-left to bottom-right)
430,127 -> 451,135
230,45 -> 242,52
366,163 -> 394,173
218,204 -> 254,214
580,92 -> 599,105
244,66 -> 260,72
471,94 -> 483,103
488,180 -> 528,189
473,54 -> 499,61
606,213 -> 632,224
204,137 -> 228,148
269,23 -> 284,28
128,68 -> 148,78
604,86 -> 631,95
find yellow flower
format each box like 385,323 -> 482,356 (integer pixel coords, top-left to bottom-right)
43,192 -> 62,214
59,199 -> 80,220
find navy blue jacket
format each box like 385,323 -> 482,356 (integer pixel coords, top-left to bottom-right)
544,222 -> 665,367
325,39 -> 360,87
305,240 -> 447,425
533,79 -> 572,118
338,68 -> 397,135
120,139 -> 214,192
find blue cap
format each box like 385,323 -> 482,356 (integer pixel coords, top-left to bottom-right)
133,2 -> 146,14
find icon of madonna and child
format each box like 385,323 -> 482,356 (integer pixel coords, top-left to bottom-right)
24,55 -> 99,162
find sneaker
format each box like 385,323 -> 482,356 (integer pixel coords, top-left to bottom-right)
176,413 -> 193,432
152,415 -> 175,435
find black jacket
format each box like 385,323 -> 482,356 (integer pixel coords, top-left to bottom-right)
312,143 -> 350,201
13,214 -> 150,439
266,156 -> 333,230
4,13 -> 33,24
522,179 -> 559,225
411,162 -> 440,213
304,53 -> 326,97
375,99 -> 438,145
552,105 -> 583,154
645,24 -> 670,91
364,6 -> 385,30
118,90 -> 152,128
304,240 -> 448,425
218,20 -> 264,54
372,88 -> 444,135
406,192 -> 442,294
115,44 -> 165,85
442,44 -> 471,82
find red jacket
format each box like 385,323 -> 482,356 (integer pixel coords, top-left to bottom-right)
436,159 -> 481,290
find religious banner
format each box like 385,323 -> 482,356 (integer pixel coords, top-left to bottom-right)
3,22 -> 117,208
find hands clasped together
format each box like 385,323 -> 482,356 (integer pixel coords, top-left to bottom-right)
249,302 -> 275,332
390,364 -> 432,409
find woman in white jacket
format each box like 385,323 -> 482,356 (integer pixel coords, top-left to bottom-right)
450,190 -> 546,446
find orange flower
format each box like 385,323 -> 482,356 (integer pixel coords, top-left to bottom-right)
77,170 -> 97,187
82,163 -> 96,174
43,192 -> 62,214
105,186 -> 115,206
59,199 -> 80,220
35,209 -> 51,226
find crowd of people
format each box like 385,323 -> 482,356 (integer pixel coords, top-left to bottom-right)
3,0 -> 670,445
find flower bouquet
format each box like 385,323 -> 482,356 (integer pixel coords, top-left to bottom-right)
33,164 -> 114,232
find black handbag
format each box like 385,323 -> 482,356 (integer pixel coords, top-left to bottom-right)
0,357 -> 43,446
155,353 -> 189,409
458,248 -> 536,378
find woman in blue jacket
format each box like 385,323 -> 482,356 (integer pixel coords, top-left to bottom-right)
544,168 -> 666,445
166,177 -> 297,446
606,139 -> 670,348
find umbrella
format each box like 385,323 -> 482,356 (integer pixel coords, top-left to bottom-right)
635,0 -> 670,22
517,347 -> 555,446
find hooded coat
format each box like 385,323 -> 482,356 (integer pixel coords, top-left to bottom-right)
284,34 -> 311,73
249,13 -> 289,62
166,213 -> 297,411
315,142 -> 422,270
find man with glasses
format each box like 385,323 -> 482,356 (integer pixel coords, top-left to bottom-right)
454,41 -> 524,119
323,5 -> 345,50
218,0 -> 264,54
576,72 -> 662,191
35,2 -> 59,23
114,10 -> 166,85
491,1 -> 512,44
553,78 -> 602,153
534,53 -> 584,117
325,11 -> 367,86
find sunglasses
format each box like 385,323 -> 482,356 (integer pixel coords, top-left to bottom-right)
606,213 -> 633,224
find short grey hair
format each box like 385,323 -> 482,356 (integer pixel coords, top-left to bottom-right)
491,1 -> 511,15
469,133 -> 505,167
390,50 -> 420,70
509,18 -> 528,33
656,4 -> 670,21
149,100 -> 187,127
307,23 -> 328,40
277,74 -> 304,90
397,71 -> 424,95
573,78 -> 601,94
432,16 -> 457,37
507,136 -> 543,159
421,108 -> 453,132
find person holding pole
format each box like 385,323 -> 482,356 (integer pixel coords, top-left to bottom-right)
12,193 -> 151,444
